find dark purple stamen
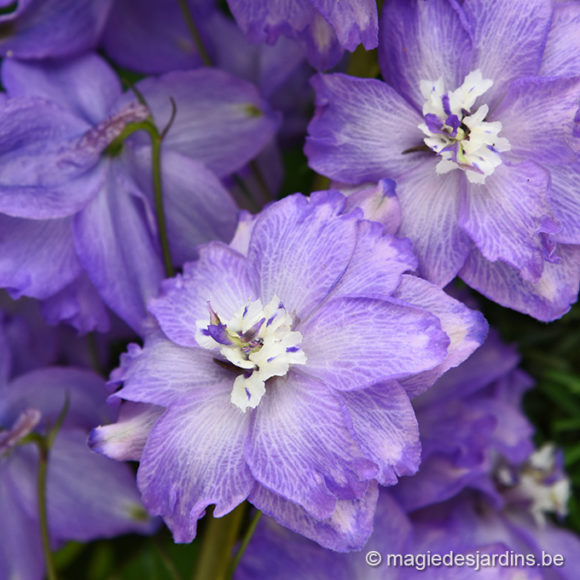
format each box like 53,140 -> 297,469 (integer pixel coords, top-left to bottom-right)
441,94 -> 451,115
207,323 -> 232,345
286,346 -> 300,353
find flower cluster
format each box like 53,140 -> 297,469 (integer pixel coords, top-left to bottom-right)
0,0 -> 579,578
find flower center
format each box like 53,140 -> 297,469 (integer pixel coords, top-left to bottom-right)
196,296 -> 307,412
418,70 -> 510,184
494,444 -> 570,526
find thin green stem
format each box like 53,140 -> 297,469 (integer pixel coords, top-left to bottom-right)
150,132 -> 175,278
37,443 -> 58,580
193,504 -> 247,580
177,0 -> 212,66
226,510 -> 262,580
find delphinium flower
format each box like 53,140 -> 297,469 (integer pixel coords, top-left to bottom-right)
0,52 -> 278,332
305,0 -> 580,321
236,334 -> 580,579
0,329 -> 155,580
226,0 -> 378,69
91,190 -> 487,550
0,0 -> 112,59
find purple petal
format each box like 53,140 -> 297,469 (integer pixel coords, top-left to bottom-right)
110,329 -> 229,407
549,161 -> 580,244
396,161 -> 472,286
249,480 -> 379,552
47,429 -> 154,541
0,98 -> 103,219
129,147 -> 238,266
89,402 -> 164,462
0,466 -> 44,580
459,161 -> 553,282
0,214 -> 80,300
137,386 -> 253,542
246,373 -> 377,520
306,74 -> 423,184
310,0 -> 378,52
463,0 -> 552,109
2,54 -> 122,125
460,243 -> 580,321
149,243 -> 256,348
379,0 -> 472,109
40,272 -> 111,334
132,68 -> 280,178
394,275 -> 488,398
325,219 -> 417,302
301,296 -> 449,390
246,192 -> 360,320
540,2 -> 580,77
495,76 -> 580,165
73,161 -> 164,333
0,0 -> 113,59
341,380 -> 420,485
341,179 -> 402,234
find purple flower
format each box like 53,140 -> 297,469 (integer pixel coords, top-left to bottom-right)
0,54 -> 278,332
0,0 -> 113,59
226,0 -> 378,69
0,339 -> 155,579
305,0 -> 580,321
92,190 -> 486,549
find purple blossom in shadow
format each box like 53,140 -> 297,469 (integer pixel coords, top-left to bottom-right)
226,0 -> 378,70
0,0 -> 113,59
0,333 -> 156,580
91,190 -> 487,550
0,53 -> 279,333
305,0 -> 580,321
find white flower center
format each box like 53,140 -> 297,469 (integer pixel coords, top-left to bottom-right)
418,70 -> 510,184
496,444 -> 570,526
196,296 -> 307,412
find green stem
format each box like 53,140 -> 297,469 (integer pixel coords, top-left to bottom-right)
193,504 -> 247,580
226,510 -> 262,580
38,443 -> 58,580
177,0 -> 212,66
150,131 -> 175,278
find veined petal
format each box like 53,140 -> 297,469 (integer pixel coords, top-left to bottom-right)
395,275 -> 488,398
246,373 -> 377,520
540,2 -> 580,77
463,0 -> 552,109
110,330 -> 230,407
495,76 -> 580,165
460,244 -> 580,322
395,160 -> 472,286
149,243 -> 256,348
249,480 -> 379,552
459,161 -> 553,282
0,215 -> 80,300
379,0 -> 472,110
341,381 -> 420,486
306,74 -> 423,184
549,161 -> 580,244
137,387 -> 253,542
301,296 -> 448,390
246,192 -> 358,321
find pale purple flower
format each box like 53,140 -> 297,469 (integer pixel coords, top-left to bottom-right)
91,190 -> 487,550
306,0 -> 580,321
